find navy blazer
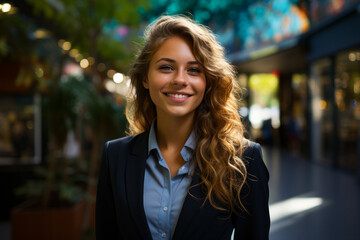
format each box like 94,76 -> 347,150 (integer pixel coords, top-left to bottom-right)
96,131 -> 270,240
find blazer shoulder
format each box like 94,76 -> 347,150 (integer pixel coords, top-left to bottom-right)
241,141 -> 269,179
105,131 -> 149,153
106,135 -> 136,149
242,141 -> 262,161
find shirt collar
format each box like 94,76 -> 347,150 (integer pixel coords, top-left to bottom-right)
148,120 -> 159,155
147,120 -> 196,162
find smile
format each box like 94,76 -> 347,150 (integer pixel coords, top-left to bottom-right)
166,93 -> 190,98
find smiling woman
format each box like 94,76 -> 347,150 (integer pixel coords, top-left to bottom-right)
96,15 -> 270,240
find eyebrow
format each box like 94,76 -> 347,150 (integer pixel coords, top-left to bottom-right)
155,58 -> 199,65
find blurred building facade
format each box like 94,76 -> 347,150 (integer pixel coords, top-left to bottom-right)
226,0 -> 360,179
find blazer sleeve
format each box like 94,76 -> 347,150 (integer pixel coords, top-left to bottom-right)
95,142 -> 122,240
233,142 -> 270,240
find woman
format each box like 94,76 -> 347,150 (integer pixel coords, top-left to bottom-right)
96,15 -> 270,240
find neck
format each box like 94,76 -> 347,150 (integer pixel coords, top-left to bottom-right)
156,114 -> 194,151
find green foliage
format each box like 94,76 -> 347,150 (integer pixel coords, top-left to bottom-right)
44,79 -> 80,147
58,182 -> 86,203
0,12 -> 37,59
15,165 -> 87,204
26,0 -> 150,71
44,75 -> 128,143
15,180 -> 45,199
15,158 -> 88,203
97,34 -> 136,72
57,76 -> 128,139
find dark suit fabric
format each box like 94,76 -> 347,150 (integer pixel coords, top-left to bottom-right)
96,131 -> 270,240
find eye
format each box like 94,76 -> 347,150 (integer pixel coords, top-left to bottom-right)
188,67 -> 201,74
158,65 -> 173,72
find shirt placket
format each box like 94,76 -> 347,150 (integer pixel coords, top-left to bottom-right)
158,158 -> 172,239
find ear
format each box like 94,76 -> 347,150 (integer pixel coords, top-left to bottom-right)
142,78 -> 149,89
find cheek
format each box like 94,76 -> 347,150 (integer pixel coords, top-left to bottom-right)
194,82 -> 206,107
147,71 -> 168,88
197,78 -> 207,96
147,79 -> 164,104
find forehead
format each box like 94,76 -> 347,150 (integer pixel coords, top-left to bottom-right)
151,36 -> 196,63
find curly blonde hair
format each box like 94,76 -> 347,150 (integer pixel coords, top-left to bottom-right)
126,15 -> 247,214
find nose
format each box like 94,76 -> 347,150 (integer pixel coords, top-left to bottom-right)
171,69 -> 188,87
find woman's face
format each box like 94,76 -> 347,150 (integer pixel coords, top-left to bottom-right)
144,36 -> 206,121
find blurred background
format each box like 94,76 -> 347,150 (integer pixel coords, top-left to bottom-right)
0,0 -> 359,239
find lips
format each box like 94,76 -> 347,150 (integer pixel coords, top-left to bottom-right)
164,92 -> 192,102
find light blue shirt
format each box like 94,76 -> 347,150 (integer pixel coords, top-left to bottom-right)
143,121 -> 195,240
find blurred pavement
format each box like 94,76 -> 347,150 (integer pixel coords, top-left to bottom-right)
265,147 -> 360,240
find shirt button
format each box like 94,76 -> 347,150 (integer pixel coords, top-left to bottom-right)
163,206 -> 168,212
161,232 -> 167,238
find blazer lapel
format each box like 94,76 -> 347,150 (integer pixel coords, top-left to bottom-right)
172,167 -> 204,239
125,131 -> 152,239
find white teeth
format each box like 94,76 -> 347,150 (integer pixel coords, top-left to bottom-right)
167,93 -> 188,98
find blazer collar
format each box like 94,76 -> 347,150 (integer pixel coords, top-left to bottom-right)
125,131 -> 152,240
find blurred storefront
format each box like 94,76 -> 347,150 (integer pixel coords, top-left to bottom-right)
0,61 -> 39,221
226,0 -> 311,155
0,62 -> 42,165
307,4 -> 360,173
228,0 -> 360,178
